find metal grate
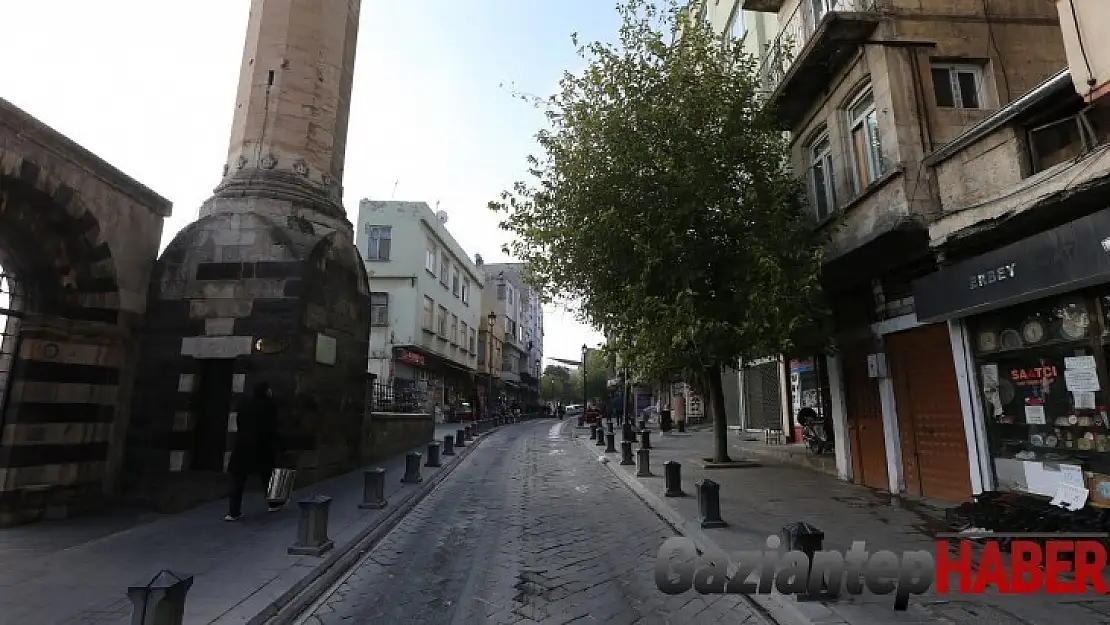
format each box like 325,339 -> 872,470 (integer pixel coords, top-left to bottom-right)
369,379 -> 427,414
0,272 -> 23,424
742,361 -> 782,431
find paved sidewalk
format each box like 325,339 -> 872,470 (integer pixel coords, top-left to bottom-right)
0,422 -> 492,625
577,422 -> 1110,625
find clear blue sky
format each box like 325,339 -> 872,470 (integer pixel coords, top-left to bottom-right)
0,0 -> 618,364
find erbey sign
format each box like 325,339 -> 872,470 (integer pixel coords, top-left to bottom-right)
656,533 -> 1109,610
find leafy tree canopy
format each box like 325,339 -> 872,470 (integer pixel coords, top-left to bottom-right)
491,0 -> 828,458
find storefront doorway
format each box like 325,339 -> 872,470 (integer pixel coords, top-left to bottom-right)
842,343 -> 888,490
887,324 -> 973,502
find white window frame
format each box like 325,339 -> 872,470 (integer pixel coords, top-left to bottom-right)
847,89 -> 884,193
450,314 -> 459,344
425,241 -> 436,275
462,279 -> 470,305
469,328 -> 477,353
370,292 -> 389,326
727,6 -> 746,43
931,62 -> 986,110
439,253 -> 450,285
451,266 -> 461,297
364,225 -> 391,261
807,0 -> 831,35
438,306 -> 449,337
422,296 -> 434,331
808,133 -> 836,222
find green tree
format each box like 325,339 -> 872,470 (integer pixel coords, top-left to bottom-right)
541,364 -> 577,403
490,0 -> 827,462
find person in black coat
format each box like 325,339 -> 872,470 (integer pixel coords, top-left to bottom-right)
225,381 -> 282,521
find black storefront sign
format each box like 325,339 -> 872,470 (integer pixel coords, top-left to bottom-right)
913,208 -> 1110,322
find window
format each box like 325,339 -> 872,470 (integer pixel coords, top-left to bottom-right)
462,279 -> 471,305
808,133 -> 836,221
847,90 -> 884,193
364,226 -> 392,261
497,283 -> 506,300
438,306 -> 448,337
422,296 -> 434,331
477,339 -> 486,364
440,253 -> 449,285
508,287 -> 514,307
807,0 -> 830,34
451,266 -> 460,297
932,63 -> 985,110
727,7 -> 746,43
450,314 -> 459,344
469,328 -> 477,353
425,241 -> 436,275
1029,115 -> 1087,174
370,292 -> 389,326
460,321 -> 469,351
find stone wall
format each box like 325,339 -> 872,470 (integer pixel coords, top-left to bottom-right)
360,413 -> 435,464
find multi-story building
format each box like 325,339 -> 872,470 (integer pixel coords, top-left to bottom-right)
741,0 -> 1067,502
697,0 -> 777,61
478,261 -> 543,408
356,200 -> 484,418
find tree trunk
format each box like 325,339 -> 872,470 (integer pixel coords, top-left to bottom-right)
707,365 -> 732,463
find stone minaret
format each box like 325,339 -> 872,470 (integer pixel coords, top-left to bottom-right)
128,0 -> 371,511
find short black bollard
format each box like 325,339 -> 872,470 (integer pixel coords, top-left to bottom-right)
358,468 -> 387,509
289,494 -> 335,555
696,479 -> 727,529
442,434 -> 455,456
623,422 -> 635,443
473,420 -> 481,435
464,426 -> 474,441
607,420 -> 616,434
401,452 -> 423,484
678,420 -> 686,433
577,415 -> 585,427
596,426 -> 607,446
664,461 -> 685,497
620,440 -> 635,465
781,522 -> 826,596
605,432 -> 617,453
455,429 -> 466,448
640,429 -> 652,449
590,424 -> 599,440
425,441 -> 441,468
639,418 -> 647,431
636,447 -> 652,477
127,570 -> 193,625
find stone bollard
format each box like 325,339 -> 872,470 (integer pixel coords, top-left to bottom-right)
620,440 -> 635,465
595,427 -> 607,446
605,432 -> 617,453
401,452 -> 423,484
623,422 -> 635,443
607,420 -> 616,434
677,421 -> 686,433
127,570 -> 193,625
358,468 -> 388,509
664,461 -> 685,497
442,434 -> 455,456
636,447 -> 652,477
425,441 -> 442,468
696,479 -> 727,529
289,495 -> 335,555
455,429 -> 466,448
590,424 -> 599,440
640,429 -> 652,450
464,426 -> 474,441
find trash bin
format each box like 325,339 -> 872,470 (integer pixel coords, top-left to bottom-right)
660,409 -> 673,432
780,521 -> 824,557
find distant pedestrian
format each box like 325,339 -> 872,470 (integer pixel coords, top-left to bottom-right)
225,381 -> 282,521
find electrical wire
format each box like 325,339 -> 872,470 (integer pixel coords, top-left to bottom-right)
1068,0 -> 1097,94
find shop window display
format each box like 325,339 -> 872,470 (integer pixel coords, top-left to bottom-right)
971,295 -> 1110,474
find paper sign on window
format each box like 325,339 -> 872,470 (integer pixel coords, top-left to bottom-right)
1024,404 -> 1046,424
1065,368 -> 1100,392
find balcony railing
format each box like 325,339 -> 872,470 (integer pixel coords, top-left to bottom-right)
758,0 -> 879,98
368,379 -> 428,414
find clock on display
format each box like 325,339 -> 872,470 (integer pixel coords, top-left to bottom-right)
1021,319 -> 1046,344
977,330 -> 999,353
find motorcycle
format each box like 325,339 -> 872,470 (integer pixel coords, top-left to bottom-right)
798,407 -> 834,455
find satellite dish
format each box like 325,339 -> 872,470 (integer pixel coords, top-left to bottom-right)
437,210 -> 449,224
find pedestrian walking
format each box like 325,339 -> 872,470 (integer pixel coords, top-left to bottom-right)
225,381 -> 283,521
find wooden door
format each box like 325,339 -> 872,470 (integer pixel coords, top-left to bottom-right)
842,343 -> 889,490
887,324 -> 973,502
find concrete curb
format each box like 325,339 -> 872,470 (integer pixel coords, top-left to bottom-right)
566,425 -> 821,625
251,423 -> 499,625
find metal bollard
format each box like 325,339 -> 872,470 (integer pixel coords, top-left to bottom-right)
696,479 -> 727,528
639,418 -> 647,431
442,434 -> 455,456
623,422 -> 635,443
640,429 -> 652,450
127,570 -> 193,625
401,452 -> 423,484
472,420 -> 481,435
289,495 -> 335,555
607,420 -> 616,434
358,468 -> 388,509
636,447 -> 652,477
464,426 -> 474,441
455,429 -> 466,448
678,420 -> 686,433
596,426 -> 607,446
590,424 -> 598,440
620,440 -> 635,465
605,432 -> 617,453
425,441 -> 442,468
664,461 -> 685,497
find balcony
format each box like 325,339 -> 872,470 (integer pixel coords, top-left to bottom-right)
758,0 -> 881,129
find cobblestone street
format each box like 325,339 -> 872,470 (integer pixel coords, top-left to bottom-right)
296,420 -> 765,625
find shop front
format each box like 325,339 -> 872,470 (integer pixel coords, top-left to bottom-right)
914,207 -> 1110,513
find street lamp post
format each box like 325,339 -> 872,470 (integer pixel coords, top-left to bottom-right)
487,312 -> 497,420
580,344 -> 588,427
